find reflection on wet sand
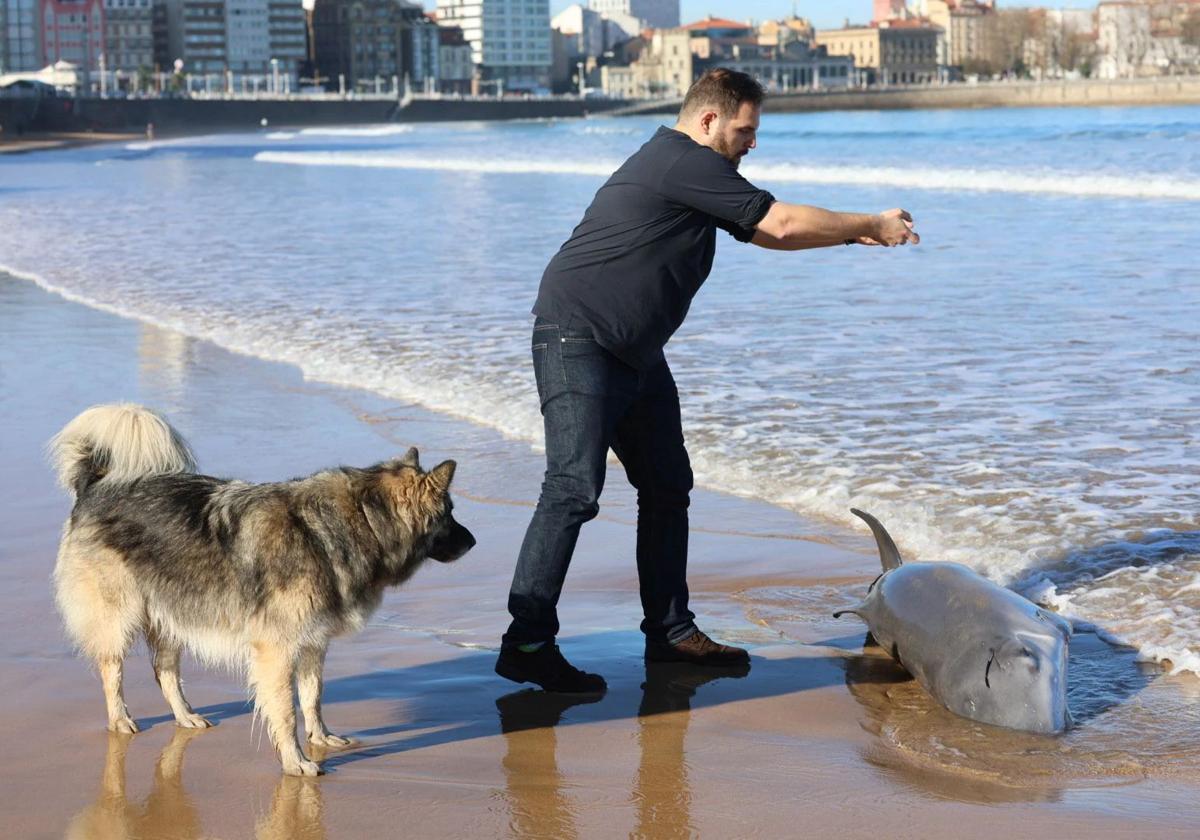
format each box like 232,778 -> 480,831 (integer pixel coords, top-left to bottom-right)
65,730 -> 204,840
495,662 -> 749,840
633,662 -> 748,840
65,728 -> 326,839
256,774 -> 326,840
495,689 -> 600,839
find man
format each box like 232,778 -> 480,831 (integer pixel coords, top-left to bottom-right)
495,68 -> 919,693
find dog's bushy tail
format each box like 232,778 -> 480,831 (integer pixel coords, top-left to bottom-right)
49,403 -> 196,498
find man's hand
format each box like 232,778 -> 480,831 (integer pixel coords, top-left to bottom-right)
872,209 -> 919,246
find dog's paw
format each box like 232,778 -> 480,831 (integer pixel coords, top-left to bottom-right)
176,713 -> 214,729
109,717 -> 139,734
283,759 -> 323,777
308,732 -> 353,748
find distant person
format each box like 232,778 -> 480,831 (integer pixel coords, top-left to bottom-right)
496,68 -> 919,693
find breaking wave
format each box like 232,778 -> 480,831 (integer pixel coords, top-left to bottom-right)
254,150 -> 1200,201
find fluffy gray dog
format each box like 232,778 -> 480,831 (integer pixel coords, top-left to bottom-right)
50,403 -> 475,775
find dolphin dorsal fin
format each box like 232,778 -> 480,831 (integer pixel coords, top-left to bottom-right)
850,508 -> 903,571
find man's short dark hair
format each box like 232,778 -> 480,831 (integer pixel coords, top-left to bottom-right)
678,68 -> 765,119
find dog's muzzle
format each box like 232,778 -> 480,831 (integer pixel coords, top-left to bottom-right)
430,519 -> 476,563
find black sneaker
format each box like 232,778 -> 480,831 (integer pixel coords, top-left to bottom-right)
644,630 -> 750,666
495,644 -> 607,694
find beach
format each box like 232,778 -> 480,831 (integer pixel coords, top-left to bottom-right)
0,131 -> 144,155
3,268 -> 1200,837
2,103 -> 1199,836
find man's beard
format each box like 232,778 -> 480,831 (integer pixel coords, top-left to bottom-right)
713,136 -> 742,168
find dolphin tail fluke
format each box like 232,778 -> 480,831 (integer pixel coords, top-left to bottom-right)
850,508 -> 903,571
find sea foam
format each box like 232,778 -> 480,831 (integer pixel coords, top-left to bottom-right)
253,150 -> 1200,201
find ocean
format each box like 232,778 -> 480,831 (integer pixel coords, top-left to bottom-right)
1,105 -> 1197,678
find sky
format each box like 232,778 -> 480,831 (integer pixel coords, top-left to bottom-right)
423,2 -> 1103,30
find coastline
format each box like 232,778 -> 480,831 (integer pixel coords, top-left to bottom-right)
0,129 -> 143,155
4,272 -> 1200,837
2,76 -> 1198,150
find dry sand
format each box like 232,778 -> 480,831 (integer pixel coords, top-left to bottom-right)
2,275 -> 1197,838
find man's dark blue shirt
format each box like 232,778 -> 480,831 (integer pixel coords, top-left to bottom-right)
533,126 -> 775,369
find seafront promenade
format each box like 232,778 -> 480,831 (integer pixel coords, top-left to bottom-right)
771,74 -> 1200,112
615,75 -> 1200,115
3,76 -> 1199,149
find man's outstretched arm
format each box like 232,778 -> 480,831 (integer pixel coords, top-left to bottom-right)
753,203 -> 918,250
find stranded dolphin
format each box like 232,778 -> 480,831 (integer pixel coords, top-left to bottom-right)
835,509 -> 1073,734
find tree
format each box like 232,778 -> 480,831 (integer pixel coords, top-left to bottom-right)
1183,9 -> 1200,48
1058,30 -> 1097,75
984,8 -> 1044,77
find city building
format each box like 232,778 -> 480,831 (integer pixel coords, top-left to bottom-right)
404,4 -> 439,88
709,45 -> 855,92
156,1 -> 305,86
312,0 -> 432,93
552,3 -> 603,60
6,0 -> 45,72
757,15 -> 815,50
919,0 -> 994,69
41,0 -> 106,71
152,0 -> 169,70
635,26 -> 690,96
588,0 -> 677,30
683,16 -> 754,61
602,16 -> 854,99
816,18 -> 942,85
435,0 -> 551,93
159,0 -> 228,75
225,0 -> 269,76
103,0 -> 154,72
1097,0 -> 1200,78
436,21 -> 473,94
599,60 -> 634,96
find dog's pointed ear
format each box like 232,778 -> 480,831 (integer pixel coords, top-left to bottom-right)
427,459 -> 456,492
399,447 -> 420,469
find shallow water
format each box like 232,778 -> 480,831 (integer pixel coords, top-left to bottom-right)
1,105 -> 1197,675
3,272 -> 1198,831
748,581 -> 1200,791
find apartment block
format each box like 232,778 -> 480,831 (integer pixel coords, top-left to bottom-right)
816,20 -> 941,85
104,0 -> 153,71
42,0 -> 105,70
436,0 -> 551,92
588,0 -> 678,29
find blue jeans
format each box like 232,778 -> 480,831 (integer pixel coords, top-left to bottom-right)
503,318 -> 698,646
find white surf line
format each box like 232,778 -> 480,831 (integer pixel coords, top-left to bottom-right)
254,150 -> 616,177
253,150 -> 1200,201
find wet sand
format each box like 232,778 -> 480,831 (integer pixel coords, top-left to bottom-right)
2,274 -> 1198,838
0,131 -> 143,155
